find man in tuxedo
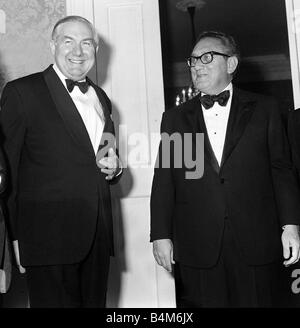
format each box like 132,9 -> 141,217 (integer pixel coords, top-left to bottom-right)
0,15 -> 121,307
151,31 -> 300,307
288,110 -> 300,178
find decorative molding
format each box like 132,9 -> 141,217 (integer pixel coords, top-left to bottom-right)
66,0 -> 94,23
285,0 -> 300,107
165,54 -> 292,88
107,4 -> 150,165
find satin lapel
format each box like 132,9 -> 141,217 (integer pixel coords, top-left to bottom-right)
184,97 -> 220,174
220,88 -> 256,169
43,66 -> 95,157
88,78 -> 113,135
87,79 -> 115,153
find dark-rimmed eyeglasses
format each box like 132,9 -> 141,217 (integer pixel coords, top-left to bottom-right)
187,51 -> 231,67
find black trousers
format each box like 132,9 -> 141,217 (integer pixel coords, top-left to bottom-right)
174,219 -> 280,307
25,217 -> 110,308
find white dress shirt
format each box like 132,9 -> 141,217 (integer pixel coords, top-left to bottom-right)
201,83 -> 233,165
53,64 -> 105,155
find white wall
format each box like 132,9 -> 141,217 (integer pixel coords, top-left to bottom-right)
286,0 -> 300,108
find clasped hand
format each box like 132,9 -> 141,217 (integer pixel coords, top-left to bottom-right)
97,147 -> 119,181
282,224 -> 300,266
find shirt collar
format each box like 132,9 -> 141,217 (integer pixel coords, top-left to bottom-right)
202,82 -> 233,96
52,64 -> 87,90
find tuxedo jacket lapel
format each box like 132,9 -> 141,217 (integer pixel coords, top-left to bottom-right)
87,78 -> 115,154
220,88 -> 257,169
87,77 -> 113,135
43,66 -> 95,157
184,97 -> 220,174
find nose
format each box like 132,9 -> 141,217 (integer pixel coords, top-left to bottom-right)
72,43 -> 83,56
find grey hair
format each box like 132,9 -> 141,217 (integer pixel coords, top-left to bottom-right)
51,15 -> 99,46
195,31 -> 240,61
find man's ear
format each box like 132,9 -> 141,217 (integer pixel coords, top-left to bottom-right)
49,40 -> 56,56
227,56 -> 238,75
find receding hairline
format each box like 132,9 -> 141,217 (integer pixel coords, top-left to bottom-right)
193,37 -> 227,51
51,15 -> 99,45
194,31 -> 240,59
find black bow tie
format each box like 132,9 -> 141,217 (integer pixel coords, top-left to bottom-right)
200,90 -> 230,109
65,79 -> 89,94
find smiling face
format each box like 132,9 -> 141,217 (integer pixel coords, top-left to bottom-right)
190,37 -> 238,95
50,20 -> 97,81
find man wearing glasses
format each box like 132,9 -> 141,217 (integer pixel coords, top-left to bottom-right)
150,31 -> 300,307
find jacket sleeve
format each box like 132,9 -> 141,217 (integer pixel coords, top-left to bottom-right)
150,112 -> 175,241
0,82 -> 27,240
288,110 -> 300,179
269,104 -> 300,226
0,146 -> 7,194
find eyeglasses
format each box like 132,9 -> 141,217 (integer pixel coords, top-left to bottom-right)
187,51 -> 231,67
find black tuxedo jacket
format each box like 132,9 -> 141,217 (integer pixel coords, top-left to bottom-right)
0,65 -> 116,266
0,147 -> 8,273
288,109 -> 300,181
151,87 -> 300,268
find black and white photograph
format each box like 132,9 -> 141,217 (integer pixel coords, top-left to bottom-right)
0,0 -> 300,320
